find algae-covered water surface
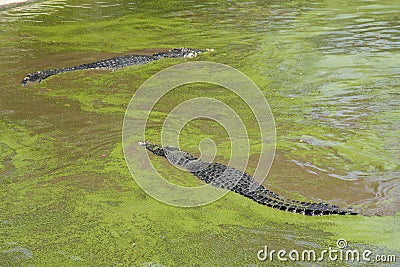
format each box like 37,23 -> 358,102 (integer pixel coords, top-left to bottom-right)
1,0 -> 399,266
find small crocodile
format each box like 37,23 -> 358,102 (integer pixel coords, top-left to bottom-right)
21,48 -> 212,86
139,141 -> 357,216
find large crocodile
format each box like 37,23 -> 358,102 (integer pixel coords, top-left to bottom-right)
139,141 -> 357,216
21,48 -> 212,86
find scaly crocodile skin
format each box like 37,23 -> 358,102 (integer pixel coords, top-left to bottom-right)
139,141 -> 357,216
21,48 -> 212,86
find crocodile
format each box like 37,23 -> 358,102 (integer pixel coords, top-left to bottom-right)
21,48 -> 212,86
139,141 -> 357,216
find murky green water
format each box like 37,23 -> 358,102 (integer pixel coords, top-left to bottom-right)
1,0 -> 399,266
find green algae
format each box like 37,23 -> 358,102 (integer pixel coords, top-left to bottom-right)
1,0 -> 399,266
0,121 -> 58,181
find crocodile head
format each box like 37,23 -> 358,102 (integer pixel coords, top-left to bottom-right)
21,71 -> 42,86
153,48 -> 214,59
140,141 -> 208,172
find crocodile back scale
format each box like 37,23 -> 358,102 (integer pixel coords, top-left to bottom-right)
21,48 -> 213,86
139,141 -> 357,216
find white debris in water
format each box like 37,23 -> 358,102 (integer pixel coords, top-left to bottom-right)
0,0 -> 29,6
2,246 -> 33,259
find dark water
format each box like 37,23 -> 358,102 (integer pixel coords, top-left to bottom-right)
1,0 -> 399,266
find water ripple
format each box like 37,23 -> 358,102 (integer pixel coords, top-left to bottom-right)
0,0 -> 66,23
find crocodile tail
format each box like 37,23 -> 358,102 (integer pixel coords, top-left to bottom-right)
255,187 -> 340,210
22,68 -> 67,86
245,188 -> 357,216
271,199 -> 357,216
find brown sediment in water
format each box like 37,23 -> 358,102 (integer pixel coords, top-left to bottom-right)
247,153 -> 399,216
